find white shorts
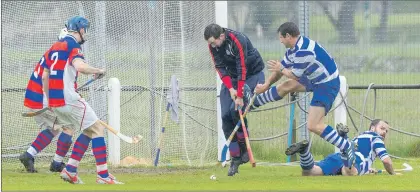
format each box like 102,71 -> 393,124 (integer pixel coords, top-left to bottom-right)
26,107 -> 65,131
51,98 -> 98,130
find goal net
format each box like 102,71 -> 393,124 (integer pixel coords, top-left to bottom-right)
2,1 -> 219,170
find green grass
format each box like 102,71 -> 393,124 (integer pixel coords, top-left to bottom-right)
2,159 -> 420,191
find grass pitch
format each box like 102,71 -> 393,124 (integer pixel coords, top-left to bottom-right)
2,158 -> 420,191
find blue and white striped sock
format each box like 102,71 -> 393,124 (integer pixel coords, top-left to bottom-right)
299,148 -> 314,170
320,125 -> 350,151
253,86 -> 282,108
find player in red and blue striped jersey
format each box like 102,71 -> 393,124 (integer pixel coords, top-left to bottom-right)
19,29 -> 76,173
286,119 -> 397,176
204,24 -> 265,176
43,16 -> 122,185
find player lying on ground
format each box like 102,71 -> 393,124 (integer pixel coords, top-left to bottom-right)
251,21 -> 356,168
286,119 -> 398,176
204,23 -> 265,176
19,28 -> 77,173
42,16 -> 122,184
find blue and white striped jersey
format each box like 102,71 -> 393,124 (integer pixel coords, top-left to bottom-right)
352,131 -> 390,175
281,36 -> 339,86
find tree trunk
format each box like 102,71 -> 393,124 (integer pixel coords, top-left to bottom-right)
318,1 -> 358,44
375,1 -> 389,43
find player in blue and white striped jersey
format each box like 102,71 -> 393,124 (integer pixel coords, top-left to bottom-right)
286,119 -> 397,176
249,22 -> 356,167
345,119 -> 396,175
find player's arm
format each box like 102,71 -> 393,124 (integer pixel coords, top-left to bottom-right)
382,157 -> 396,175
230,34 -> 247,98
42,68 -> 50,102
265,52 -> 295,86
373,138 -> 396,175
208,45 -> 234,90
280,68 -> 299,81
265,67 -> 283,87
69,46 -> 105,76
72,58 -> 104,75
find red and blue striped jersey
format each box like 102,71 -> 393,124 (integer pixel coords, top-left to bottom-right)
24,52 -> 49,109
42,35 -> 85,107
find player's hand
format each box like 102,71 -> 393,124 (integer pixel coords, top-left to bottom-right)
368,168 -> 378,174
267,60 -> 283,73
94,69 -> 106,80
229,88 -> 237,101
255,83 -> 269,94
235,97 -> 244,111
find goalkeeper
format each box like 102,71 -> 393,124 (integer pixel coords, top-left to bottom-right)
204,23 -> 265,176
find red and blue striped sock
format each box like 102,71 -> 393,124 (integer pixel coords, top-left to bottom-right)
229,141 -> 240,158
53,132 -> 72,166
92,137 -> 109,178
27,129 -> 54,158
66,133 -> 91,173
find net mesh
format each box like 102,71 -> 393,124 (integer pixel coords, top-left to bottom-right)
2,1 -> 419,172
1,1 -> 218,170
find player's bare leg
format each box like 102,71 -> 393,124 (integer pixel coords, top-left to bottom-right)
341,165 -> 359,176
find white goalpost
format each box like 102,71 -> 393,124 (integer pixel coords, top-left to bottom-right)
214,1 -> 229,164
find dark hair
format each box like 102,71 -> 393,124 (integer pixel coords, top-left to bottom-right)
369,119 -> 389,129
204,23 -> 224,40
277,22 -> 300,37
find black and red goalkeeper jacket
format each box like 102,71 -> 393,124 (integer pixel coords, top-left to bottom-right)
208,28 -> 264,98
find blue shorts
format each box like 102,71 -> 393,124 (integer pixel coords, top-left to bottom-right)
309,78 -> 340,115
316,153 -> 343,176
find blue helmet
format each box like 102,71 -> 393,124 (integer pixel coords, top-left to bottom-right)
66,16 -> 89,33
65,16 -> 89,44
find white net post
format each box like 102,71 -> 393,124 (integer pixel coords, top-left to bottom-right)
334,76 -> 348,153
107,78 -> 121,165
298,1 -> 310,142
178,1 -> 192,166
215,1 -> 228,163
148,1 -> 159,160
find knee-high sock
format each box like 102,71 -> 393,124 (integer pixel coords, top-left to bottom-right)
300,148 -> 314,170
26,129 -> 55,158
65,134 -> 91,173
320,125 -> 350,151
53,132 -> 72,164
253,86 -> 282,108
92,137 -> 109,178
